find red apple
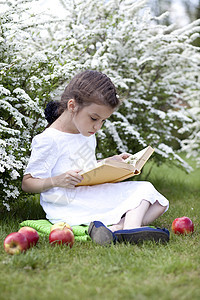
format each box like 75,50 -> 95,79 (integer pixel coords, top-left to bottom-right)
4,232 -> 29,255
50,222 -> 73,232
49,227 -> 75,248
172,216 -> 194,235
18,227 -> 39,248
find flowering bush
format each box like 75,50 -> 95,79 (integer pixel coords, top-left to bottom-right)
181,99 -> 200,167
48,0 -> 200,169
0,0 -> 61,211
1,0 -> 200,211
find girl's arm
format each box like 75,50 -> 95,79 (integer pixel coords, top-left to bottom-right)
22,170 -> 83,193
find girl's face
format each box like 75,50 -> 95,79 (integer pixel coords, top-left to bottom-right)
71,102 -> 114,136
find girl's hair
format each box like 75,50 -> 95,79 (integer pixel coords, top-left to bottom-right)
44,70 -> 119,125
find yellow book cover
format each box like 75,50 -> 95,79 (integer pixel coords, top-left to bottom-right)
76,146 -> 154,186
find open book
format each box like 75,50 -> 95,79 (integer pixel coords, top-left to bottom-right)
76,146 -> 154,186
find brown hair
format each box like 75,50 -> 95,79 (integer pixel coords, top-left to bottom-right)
45,70 -> 119,125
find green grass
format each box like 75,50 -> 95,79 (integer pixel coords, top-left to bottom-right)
0,157 -> 200,300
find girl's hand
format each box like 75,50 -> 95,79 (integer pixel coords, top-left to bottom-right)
22,170 -> 83,194
118,152 -> 131,160
107,153 -> 131,162
54,170 -> 83,189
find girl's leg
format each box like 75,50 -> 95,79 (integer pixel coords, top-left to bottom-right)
109,199 -> 150,232
123,199 -> 150,229
108,217 -> 125,232
141,201 -> 167,226
109,200 -> 167,231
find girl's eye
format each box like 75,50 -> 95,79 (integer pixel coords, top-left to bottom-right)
91,117 -> 97,121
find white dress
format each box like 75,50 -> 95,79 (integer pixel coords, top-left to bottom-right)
25,128 -> 169,226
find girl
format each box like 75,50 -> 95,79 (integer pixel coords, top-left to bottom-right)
22,70 -> 169,245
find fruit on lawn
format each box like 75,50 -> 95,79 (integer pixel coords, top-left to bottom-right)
49,227 -> 75,248
18,226 -> 39,248
172,216 -> 194,234
4,232 -> 29,255
50,222 -> 72,232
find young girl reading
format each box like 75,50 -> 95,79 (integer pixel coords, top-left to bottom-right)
22,70 -> 169,245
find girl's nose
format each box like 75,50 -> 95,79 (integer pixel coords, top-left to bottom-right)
93,121 -> 102,131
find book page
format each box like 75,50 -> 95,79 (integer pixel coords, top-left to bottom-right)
80,156 -> 135,175
125,146 -> 154,170
125,147 -> 148,165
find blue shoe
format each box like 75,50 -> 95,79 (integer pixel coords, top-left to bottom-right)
114,227 -> 170,244
88,221 -> 116,246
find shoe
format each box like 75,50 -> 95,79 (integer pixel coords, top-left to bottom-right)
114,227 -> 170,244
88,221 -> 116,246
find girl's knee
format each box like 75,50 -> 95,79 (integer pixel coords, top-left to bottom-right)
157,202 -> 168,214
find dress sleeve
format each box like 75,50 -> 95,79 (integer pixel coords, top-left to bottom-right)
24,134 -> 58,178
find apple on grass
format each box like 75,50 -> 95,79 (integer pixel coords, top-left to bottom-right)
50,222 -> 73,232
172,216 -> 194,235
4,232 -> 29,255
18,226 -> 39,248
49,227 -> 75,248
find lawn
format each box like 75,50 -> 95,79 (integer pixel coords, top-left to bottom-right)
0,156 -> 200,300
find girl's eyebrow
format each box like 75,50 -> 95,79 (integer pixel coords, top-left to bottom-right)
91,112 -> 110,120
91,113 -> 101,118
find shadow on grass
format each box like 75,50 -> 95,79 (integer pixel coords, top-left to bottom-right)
0,194 -> 46,223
